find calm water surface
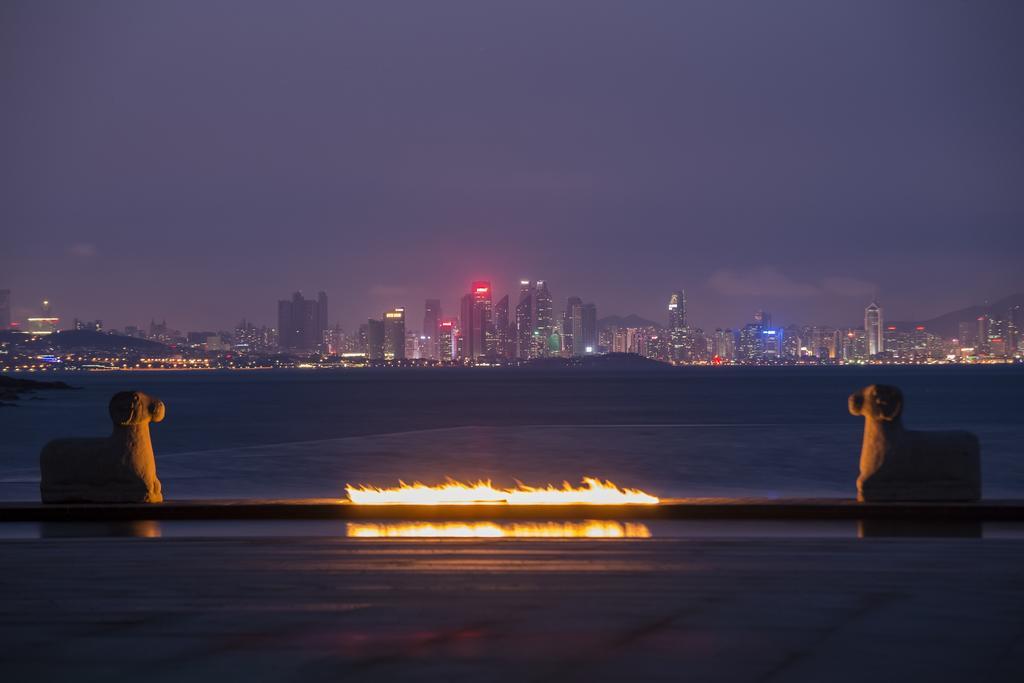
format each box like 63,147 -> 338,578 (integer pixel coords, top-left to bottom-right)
1,366 -> 1021,500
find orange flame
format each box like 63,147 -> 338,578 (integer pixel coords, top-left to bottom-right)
344,477 -> 659,505
346,521 -> 652,538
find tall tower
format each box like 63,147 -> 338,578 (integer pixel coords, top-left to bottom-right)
366,319 -> 385,360
668,291 -> 686,362
534,281 -> 553,356
383,308 -> 406,360
277,291 -> 324,351
865,301 -> 884,356
423,299 -> 441,360
564,296 -> 582,356
460,293 -> 474,359
471,281 -> 493,358
516,280 -> 535,359
579,302 -> 597,355
494,294 -> 511,359
438,319 -> 455,361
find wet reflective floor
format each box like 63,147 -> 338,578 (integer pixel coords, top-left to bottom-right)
2,532 -> 1023,681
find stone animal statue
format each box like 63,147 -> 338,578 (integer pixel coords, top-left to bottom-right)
40,391 -> 165,503
848,384 -> 980,502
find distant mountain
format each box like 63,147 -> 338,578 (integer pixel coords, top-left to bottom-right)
889,293 -> 1024,338
0,329 -> 171,353
598,314 -> 661,331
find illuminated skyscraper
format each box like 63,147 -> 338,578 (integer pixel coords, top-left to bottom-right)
579,302 -> 597,354
534,281 -> 553,356
516,280 -> 534,359
976,314 -> 992,355
864,301 -> 883,356
564,296 -> 582,355
383,308 -> 406,360
494,294 -> 512,359
423,299 -> 441,360
458,282 -> 493,360
1007,304 -> 1022,355
712,328 -> 736,360
438,319 -> 455,361
668,291 -> 686,362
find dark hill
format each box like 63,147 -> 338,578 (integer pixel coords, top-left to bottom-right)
889,293 -> 1024,338
16,330 -> 171,353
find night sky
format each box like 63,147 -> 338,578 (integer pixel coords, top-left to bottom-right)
3,1 -> 1022,333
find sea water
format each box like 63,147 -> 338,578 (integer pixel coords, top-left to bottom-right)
1,366 -> 1021,501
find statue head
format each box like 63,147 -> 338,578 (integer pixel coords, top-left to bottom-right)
109,391 -> 165,426
848,384 -> 903,422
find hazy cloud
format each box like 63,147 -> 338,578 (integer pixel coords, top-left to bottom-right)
709,268 -> 878,300
708,267 -> 819,299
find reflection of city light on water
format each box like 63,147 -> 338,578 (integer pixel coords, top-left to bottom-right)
346,521 -> 652,538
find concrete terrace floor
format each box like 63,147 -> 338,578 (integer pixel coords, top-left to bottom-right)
2,534 -> 1024,682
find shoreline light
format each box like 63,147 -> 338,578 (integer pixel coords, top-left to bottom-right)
344,477 -> 659,505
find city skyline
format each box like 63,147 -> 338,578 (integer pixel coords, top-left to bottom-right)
4,282 -> 1021,369
3,4 -> 1023,333
3,282 -> 1024,343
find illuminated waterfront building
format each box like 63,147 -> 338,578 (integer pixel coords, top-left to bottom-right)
611,328 -> 628,354
626,327 -> 647,356
760,328 -> 783,360
864,301 -> 883,357
404,329 -> 419,359
884,325 -> 905,359
234,318 -> 273,354
578,302 -> 597,355
712,328 -> 736,361
438,319 -> 455,361
423,299 -> 441,360
957,321 -> 975,348
782,325 -> 801,359
607,326 -> 647,356
321,325 -> 345,356
383,308 -> 406,360
987,316 -> 1007,357
27,300 -> 59,336
840,328 -> 867,361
